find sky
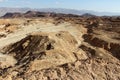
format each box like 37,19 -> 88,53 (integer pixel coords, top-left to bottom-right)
0,0 -> 120,12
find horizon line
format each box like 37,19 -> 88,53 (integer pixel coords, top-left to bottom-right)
0,7 -> 120,13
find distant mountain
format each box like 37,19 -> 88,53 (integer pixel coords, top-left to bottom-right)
35,8 -> 120,16
0,7 -> 120,17
2,10 -> 80,18
81,13 -> 96,17
0,7 -> 31,17
2,11 -> 47,18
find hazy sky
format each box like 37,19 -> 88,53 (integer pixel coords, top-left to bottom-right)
0,0 -> 120,12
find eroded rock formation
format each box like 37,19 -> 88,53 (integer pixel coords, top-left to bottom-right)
0,12 -> 120,80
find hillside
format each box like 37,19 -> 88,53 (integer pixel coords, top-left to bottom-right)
0,12 -> 120,80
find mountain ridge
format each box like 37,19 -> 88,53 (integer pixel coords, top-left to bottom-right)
0,7 -> 120,17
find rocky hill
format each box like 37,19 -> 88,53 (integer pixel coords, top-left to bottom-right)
0,12 -> 120,80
